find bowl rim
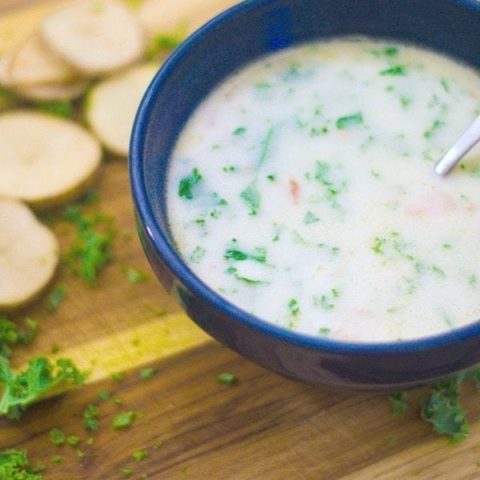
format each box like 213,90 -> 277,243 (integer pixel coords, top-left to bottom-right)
130,0 -> 480,355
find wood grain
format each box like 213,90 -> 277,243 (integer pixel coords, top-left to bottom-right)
3,343 -> 480,480
2,2 -> 480,480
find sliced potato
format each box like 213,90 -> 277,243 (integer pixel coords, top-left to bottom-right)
40,0 -> 146,76
8,34 -> 78,86
0,111 -> 102,209
86,63 -> 158,156
0,198 -> 59,311
138,0 -> 238,38
15,79 -> 89,101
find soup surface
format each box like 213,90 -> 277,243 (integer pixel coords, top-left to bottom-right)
167,39 -> 480,342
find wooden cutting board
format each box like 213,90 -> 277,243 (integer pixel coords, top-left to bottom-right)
2,2 -> 480,479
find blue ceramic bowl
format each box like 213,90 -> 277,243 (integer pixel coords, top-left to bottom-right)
130,0 -> 480,392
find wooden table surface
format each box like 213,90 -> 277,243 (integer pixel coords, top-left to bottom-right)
2,1 -> 480,479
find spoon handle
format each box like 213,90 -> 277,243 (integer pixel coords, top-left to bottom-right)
434,115 -> 480,176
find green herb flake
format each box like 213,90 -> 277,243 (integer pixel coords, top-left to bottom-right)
258,126 -> 276,168
216,373 -> 238,386
318,327 -> 331,336
0,449 -> 44,479
190,246 -> 206,264
255,82 -> 272,90
430,265 -> 446,278
66,435 -> 80,447
49,428 -> 66,446
224,249 -> 247,261
223,166 -> 236,173
309,126 -> 329,137
304,211 -> 319,224
0,357 -> 85,420
440,78 -> 450,93
178,168 -> 203,200
110,371 -> 125,382
226,267 -> 267,286
47,284 -> 67,313
315,288 -> 340,311
50,454 -> 63,464
424,119 -> 446,139
282,63 -> 304,82
387,435 -> 397,445
0,317 -> 19,359
336,112 -> 363,130
0,316 -> 37,359
133,449 -> 149,461
421,378 -> 469,443
37,100 -> 74,119
151,34 -> 182,50
232,127 -> 247,136
240,182 -> 260,215
266,174 -> 276,182
288,298 -> 300,317
21,318 -> 38,344
81,189 -> 100,205
145,32 -> 184,59
313,161 -> 345,208
98,390 -> 111,401
400,96 -> 411,108
126,267 -> 149,284
389,391 -> 408,415
121,467 -> 134,478
370,46 -> 399,57
380,65 -> 407,76
83,404 -> 100,431
63,205 -> 115,286
210,209 -> 221,219
140,367 -> 156,381
372,237 -> 386,255
384,46 -> 399,56
113,411 -> 136,430
224,244 -> 266,263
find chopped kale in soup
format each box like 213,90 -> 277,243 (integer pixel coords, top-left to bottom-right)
167,39 -> 480,342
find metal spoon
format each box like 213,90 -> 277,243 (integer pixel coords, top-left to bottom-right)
434,116 -> 480,176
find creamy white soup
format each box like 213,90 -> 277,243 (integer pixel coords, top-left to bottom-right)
167,39 -> 480,342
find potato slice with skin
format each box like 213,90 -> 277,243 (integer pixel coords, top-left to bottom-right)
40,0 -> 146,76
86,63 -> 158,156
15,79 -> 89,102
0,198 -> 59,311
8,34 -> 78,86
138,0 -> 238,39
0,111 -> 102,209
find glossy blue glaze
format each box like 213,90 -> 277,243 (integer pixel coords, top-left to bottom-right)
130,0 -> 480,391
